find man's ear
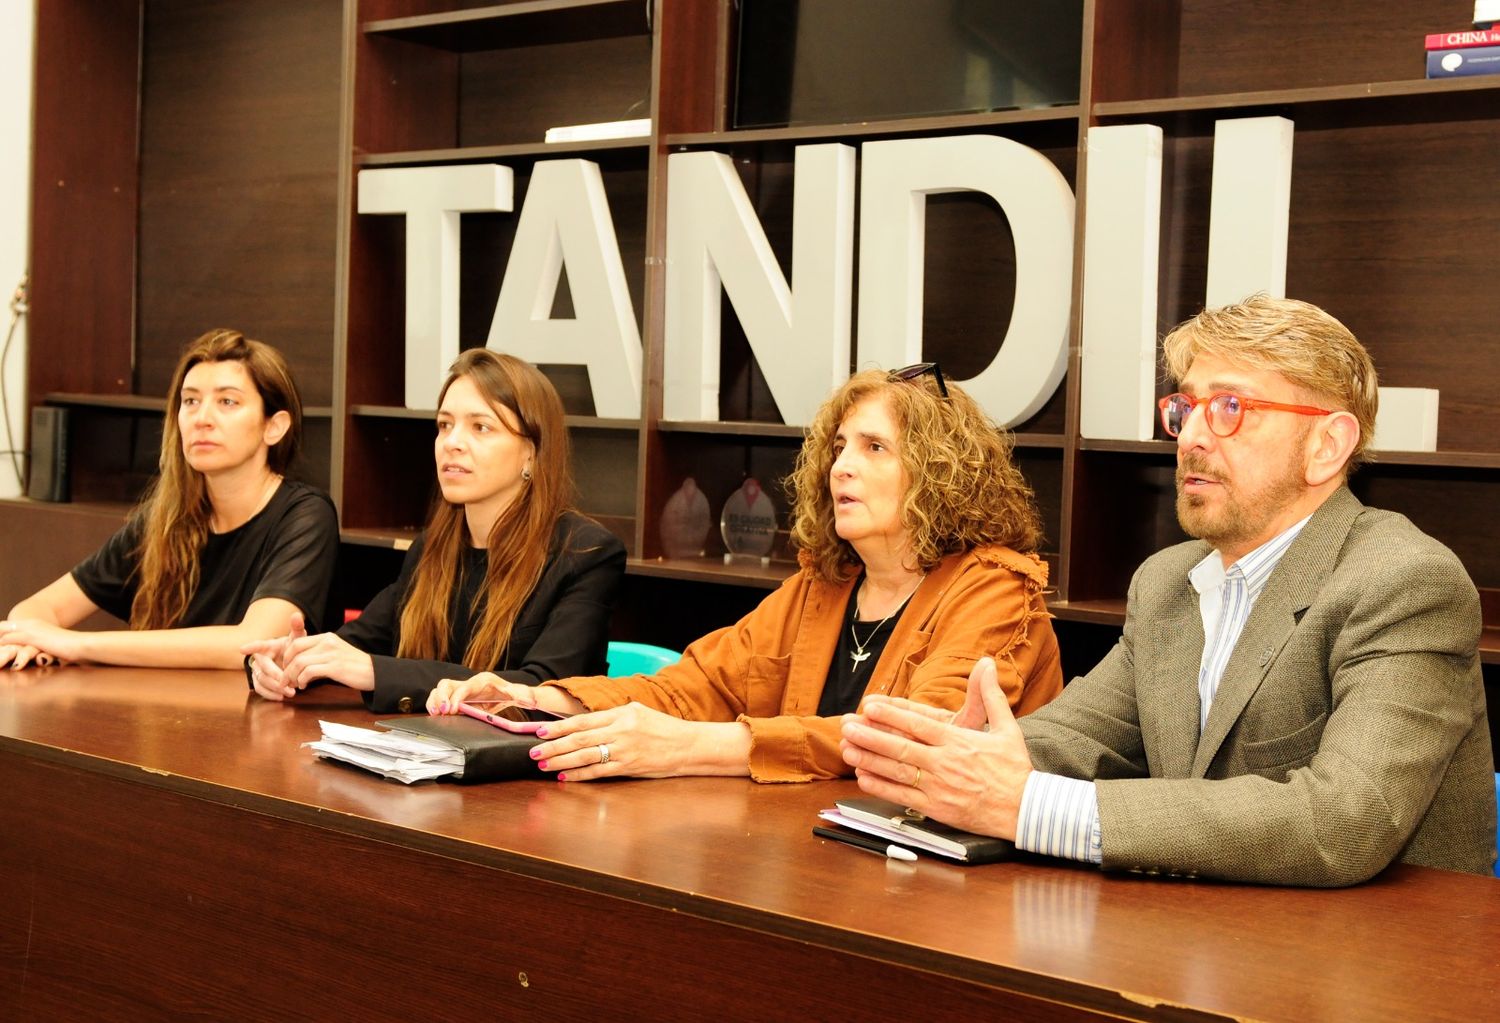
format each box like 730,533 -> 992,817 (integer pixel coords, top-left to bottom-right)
1305,411 -> 1359,487
263,409 -> 293,448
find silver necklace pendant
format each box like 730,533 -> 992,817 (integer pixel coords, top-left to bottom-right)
848,574 -> 924,672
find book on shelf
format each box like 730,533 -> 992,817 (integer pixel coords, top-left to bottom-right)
543,118 -> 651,144
1427,44 -> 1500,77
306,716 -> 547,784
1425,28 -> 1500,49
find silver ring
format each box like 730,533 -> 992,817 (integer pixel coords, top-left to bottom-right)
597,743 -> 611,765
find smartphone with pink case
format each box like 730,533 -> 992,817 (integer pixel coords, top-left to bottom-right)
457,700 -> 565,734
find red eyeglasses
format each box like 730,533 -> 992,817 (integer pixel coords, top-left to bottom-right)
1158,392 -> 1333,438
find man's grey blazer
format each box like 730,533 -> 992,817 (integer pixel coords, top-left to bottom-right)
1023,487 -> 1495,885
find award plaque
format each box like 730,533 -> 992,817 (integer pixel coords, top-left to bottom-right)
659,477 -> 711,558
719,477 -> 777,566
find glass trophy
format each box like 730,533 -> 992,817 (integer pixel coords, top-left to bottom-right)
659,477 -> 711,559
719,477 -> 777,567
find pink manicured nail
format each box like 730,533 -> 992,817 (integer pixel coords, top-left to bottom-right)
438,701 -> 448,713
535,727 -> 549,738
529,748 -> 542,759
556,772 -> 567,782
538,760 -> 550,771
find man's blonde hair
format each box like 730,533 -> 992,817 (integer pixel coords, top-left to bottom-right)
1162,294 -> 1379,470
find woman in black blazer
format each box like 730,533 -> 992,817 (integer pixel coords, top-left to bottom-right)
243,350 -> 625,711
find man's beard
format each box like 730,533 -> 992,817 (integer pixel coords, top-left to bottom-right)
1175,445 -> 1307,552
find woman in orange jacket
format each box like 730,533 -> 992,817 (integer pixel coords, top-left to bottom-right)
430,364 -> 1063,782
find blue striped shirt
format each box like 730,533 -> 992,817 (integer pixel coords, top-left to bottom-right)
1015,516 -> 1311,865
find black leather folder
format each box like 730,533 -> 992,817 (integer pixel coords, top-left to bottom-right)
377,714 -> 548,783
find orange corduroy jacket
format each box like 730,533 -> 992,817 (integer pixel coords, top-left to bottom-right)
547,544 -> 1063,782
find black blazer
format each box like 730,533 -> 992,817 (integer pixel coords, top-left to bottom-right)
341,511 -> 626,713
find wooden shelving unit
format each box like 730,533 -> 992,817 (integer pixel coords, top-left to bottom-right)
17,0 -> 1500,684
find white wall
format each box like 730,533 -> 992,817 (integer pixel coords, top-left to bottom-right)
0,3 -> 35,498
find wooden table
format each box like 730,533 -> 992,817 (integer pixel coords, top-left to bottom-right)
2,667 -> 1496,1022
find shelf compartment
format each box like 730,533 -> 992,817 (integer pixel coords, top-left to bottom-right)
1091,0 -> 1486,105
355,4 -> 652,153
363,1 -> 648,52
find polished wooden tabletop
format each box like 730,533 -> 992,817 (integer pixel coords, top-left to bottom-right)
2,665 -> 1497,1022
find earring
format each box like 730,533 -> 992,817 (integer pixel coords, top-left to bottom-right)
521,465 -> 532,482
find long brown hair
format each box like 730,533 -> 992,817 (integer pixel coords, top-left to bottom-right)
396,350 -> 573,669
132,329 -> 303,628
788,369 -> 1042,583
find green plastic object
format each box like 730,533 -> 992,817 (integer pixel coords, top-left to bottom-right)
605,641 -> 680,677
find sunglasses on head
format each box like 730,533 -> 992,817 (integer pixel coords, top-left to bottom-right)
889,362 -> 948,398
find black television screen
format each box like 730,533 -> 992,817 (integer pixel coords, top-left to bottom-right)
733,0 -> 1084,130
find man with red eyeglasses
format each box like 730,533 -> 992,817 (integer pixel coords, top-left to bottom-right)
841,294 -> 1495,885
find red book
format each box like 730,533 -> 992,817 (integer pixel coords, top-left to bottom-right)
1425,28 -> 1500,49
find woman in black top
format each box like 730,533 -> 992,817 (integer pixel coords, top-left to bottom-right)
244,349 -> 625,712
0,329 -> 339,670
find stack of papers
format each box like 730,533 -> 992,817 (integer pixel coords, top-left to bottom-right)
305,720 -> 463,784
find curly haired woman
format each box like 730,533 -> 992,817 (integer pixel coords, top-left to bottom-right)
430,365 -> 1062,782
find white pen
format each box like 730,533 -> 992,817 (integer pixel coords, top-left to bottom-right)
813,825 -> 919,862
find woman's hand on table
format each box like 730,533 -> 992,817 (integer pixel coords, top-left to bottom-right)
0,619 -> 77,668
526,702 -> 738,781
426,673 -> 584,717
242,613 -> 374,698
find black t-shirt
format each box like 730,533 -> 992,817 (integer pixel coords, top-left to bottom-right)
338,510 -> 627,713
71,479 -> 340,632
817,582 -> 908,717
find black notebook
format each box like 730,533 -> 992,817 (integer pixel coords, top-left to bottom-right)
378,715 -> 548,784
306,715 -> 548,784
822,797 -> 1015,864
